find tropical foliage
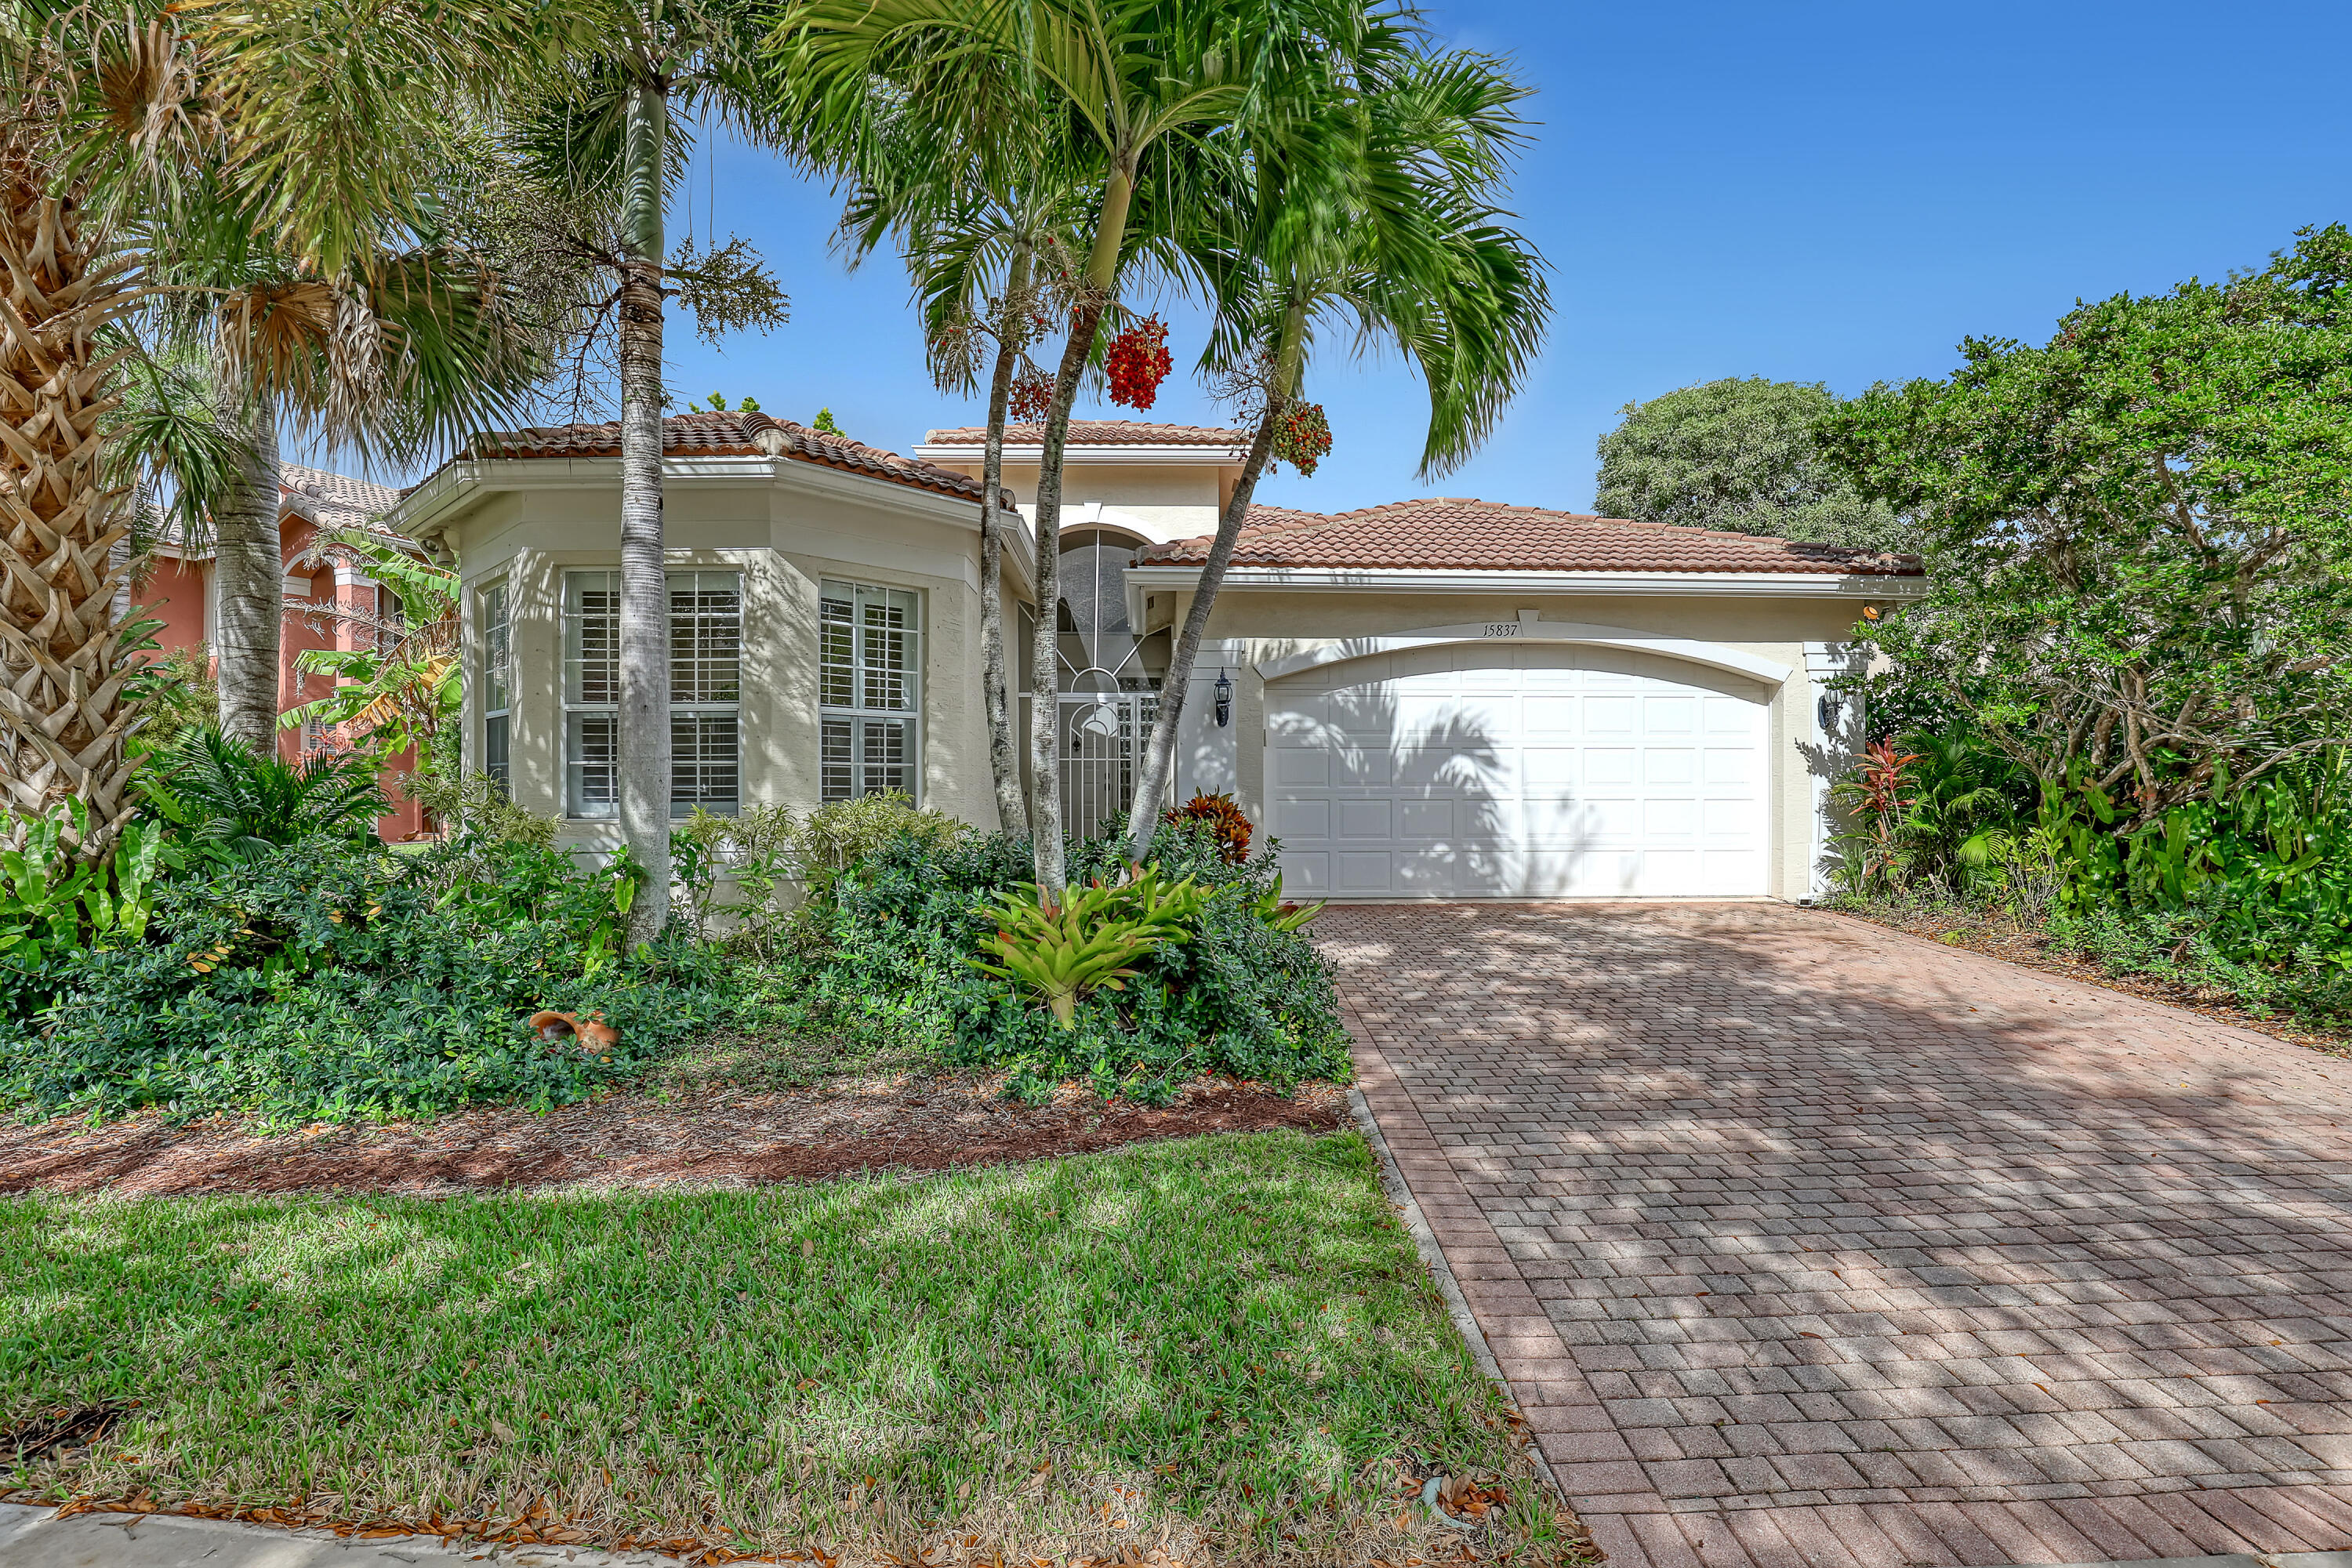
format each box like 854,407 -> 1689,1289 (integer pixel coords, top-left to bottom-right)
1821,227 -> 2352,1026
971,867 -> 1207,1026
280,532 -> 463,764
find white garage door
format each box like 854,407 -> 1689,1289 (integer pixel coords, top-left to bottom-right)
1266,643 -> 1771,898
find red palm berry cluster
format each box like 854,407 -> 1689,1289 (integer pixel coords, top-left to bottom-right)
1270,399 -> 1332,476
1008,368 -> 1054,424
1105,317 -> 1172,410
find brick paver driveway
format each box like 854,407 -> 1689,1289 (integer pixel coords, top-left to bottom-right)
1322,904 -> 2352,1568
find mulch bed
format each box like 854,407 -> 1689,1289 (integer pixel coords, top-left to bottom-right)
0,1075 -> 1348,1198
1832,903 -> 2352,1060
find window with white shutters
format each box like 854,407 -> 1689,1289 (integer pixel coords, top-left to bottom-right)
562,569 -> 742,819
818,579 -> 920,801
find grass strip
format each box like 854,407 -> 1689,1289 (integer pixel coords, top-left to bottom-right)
1,1130 -> 1570,1564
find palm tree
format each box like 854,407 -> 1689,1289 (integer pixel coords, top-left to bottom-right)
1123,43 -> 1550,849
777,0 -> 1366,896
0,17 -> 161,841
826,83 -> 1095,834
0,0 -> 574,848
141,236 -> 550,753
515,0 -> 789,938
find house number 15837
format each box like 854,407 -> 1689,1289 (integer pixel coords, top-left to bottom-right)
1483,622 -> 1520,637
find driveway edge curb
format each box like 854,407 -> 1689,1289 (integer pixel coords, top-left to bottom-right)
1345,1085 -> 1570,1506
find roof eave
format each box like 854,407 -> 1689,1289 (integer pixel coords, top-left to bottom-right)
913,442 -> 1245,466
1122,563 -> 1928,629
383,451 -> 1036,597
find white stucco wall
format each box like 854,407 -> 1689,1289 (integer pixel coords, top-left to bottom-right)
445,466 -> 1008,844
924,458 -> 1229,544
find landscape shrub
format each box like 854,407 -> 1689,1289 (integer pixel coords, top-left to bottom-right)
1831,722 -> 2352,1026
0,777 -> 1347,1125
671,792 -> 971,955
0,833 -> 751,1125
797,816 -> 1350,1098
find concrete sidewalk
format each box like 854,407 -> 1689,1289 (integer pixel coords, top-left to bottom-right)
0,1503 -> 670,1566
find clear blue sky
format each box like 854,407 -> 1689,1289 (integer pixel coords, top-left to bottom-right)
643,0 -> 2350,517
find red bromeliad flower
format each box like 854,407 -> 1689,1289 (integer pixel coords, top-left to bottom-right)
1105,317 -> 1172,410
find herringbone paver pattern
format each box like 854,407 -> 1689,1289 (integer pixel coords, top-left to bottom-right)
1324,904 -> 2352,1568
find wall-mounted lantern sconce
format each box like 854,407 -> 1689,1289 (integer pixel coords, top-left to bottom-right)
1214,670 -> 1232,728
1817,693 -> 1845,735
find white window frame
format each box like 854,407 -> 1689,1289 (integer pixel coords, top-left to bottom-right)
819,579 -> 922,803
668,569 -> 743,818
560,569 -> 746,821
480,579 -> 511,796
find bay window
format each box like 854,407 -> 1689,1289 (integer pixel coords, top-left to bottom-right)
480,581 -> 510,794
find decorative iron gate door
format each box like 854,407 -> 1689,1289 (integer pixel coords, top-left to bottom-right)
1057,691 -> 1163,837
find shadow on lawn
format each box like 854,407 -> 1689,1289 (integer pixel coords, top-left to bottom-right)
0,1129 -> 1558,1563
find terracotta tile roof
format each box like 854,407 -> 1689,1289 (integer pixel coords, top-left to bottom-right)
159,463 -> 409,557
923,419 -> 1249,448
1138,498 -> 1925,576
463,412 -> 989,502
281,463 -> 402,529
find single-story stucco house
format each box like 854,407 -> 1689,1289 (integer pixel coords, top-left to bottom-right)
390,412 -> 1924,901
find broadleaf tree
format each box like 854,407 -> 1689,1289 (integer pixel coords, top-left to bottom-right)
1595,377 -> 1917,554
1818,225 -> 2352,821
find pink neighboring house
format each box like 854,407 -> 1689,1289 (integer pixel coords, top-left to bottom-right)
138,463 -> 430,843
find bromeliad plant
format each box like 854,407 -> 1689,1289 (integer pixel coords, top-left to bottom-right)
970,866 -> 1207,1028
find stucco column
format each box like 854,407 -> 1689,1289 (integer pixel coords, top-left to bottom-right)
1802,640 -> 1865,896
1174,637 -> 1244,806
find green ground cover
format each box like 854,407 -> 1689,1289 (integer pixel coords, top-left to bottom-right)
1,1131 -> 1565,1564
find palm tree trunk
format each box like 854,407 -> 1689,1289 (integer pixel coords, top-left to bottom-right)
978,243 -> 1031,834
1028,165 -> 1134,896
213,400 -> 283,753
1128,299 -> 1305,853
616,78 -> 672,938
1126,403 -> 1279,854
0,151 -> 143,848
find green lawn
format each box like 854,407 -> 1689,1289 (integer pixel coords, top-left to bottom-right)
2,1131 -> 1568,1563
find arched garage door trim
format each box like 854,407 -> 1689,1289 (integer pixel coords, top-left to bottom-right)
1253,619 -> 1792,688
1261,633 -> 1777,898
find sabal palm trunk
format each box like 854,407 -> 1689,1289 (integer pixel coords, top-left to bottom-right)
616,79 -> 672,938
977,244 -> 1032,834
0,149 -> 143,844
1125,404 -> 1279,853
1028,165 -> 1133,896
213,399 -> 283,752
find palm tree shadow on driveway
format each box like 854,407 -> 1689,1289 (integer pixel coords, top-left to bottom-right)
1317,902 -> 2352,1555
